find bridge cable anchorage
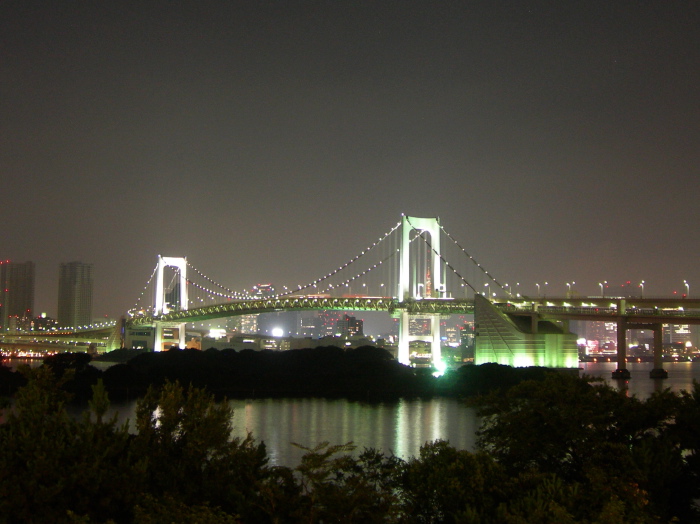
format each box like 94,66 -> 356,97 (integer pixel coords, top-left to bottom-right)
490,309 -> 515,356
436,221 -> 511,297
276,220 -> 402,298
129,263 -> 159,317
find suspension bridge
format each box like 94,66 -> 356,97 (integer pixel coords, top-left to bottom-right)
6,215 -> 700,378
126,215 -> 506,369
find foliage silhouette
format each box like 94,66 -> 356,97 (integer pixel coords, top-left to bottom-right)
2,364 -> 700,522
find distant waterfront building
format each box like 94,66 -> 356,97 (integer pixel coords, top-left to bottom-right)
409,317 -> 431,336
318,311 -> 345,337
252,283 -> 275,297
0,260 -> 35,331
572,320 -> 618,352
296,311 -> 319,337
337,315 -> 364,337
460,322 -> 476,360
664,323 -> 694,346
238,314 -> 258,334
31,313 -> 58,332
57,261 -> 93,328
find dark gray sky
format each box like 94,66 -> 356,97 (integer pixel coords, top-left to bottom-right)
2,1 -> 699,318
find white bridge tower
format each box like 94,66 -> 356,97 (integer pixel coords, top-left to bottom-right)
153,256 -> 188,351
397,216 -> 446,368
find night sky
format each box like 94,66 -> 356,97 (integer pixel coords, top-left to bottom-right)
2,1 -> 699,319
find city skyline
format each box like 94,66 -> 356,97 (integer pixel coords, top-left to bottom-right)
2,2 -> 699,319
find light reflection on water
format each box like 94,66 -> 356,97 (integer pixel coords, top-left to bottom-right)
7,358 -> 700,467
101,396 -> 478,467
3,358 -> 43,372
231,397 -> 479,467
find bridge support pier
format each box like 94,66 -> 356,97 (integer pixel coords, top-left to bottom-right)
397,311 -> 443,369
398,312 -> 410,365
614,316 -> 667,380
154,321 -> 187,352
649,323 -> 668,379
612,317 -> 631,379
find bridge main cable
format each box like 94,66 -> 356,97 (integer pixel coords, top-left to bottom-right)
129,263 -> 159,315
185,262 -> 251,300
278,220 -> 402,297
437,219 -> 510,296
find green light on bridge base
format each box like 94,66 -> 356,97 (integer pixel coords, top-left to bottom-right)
473,296 -> 578,369
432,359 -> 447,377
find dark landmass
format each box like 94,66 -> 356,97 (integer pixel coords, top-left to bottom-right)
2,363 -> 699,522
93,347 -> 149,363
2,346 -> 555,401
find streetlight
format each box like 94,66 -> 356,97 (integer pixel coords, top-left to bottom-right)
684,280 -> 690,297
639,280 -> 645,299
566,282 -> 572,297
536,283 -> 541,298
484,282 -> 490,299
598,281 -> 607,297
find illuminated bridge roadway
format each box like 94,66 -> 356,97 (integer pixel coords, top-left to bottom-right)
5,295 -> 700,379
127,295 -> 700,325
131,294 -> 700,379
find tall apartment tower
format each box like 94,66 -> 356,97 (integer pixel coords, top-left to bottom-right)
0,260 -> 35,331
58,262 -> 93,328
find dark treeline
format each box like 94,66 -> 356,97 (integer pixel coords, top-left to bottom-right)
2,367 -> 700,522
1,346 -> 554,400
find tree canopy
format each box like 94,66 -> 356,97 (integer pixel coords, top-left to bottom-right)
1,365 -> 700,522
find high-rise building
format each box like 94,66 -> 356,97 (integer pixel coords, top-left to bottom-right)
58,261 -> 93,328
318,310 -> 344,337
239,314 -> 258,334
409,317 -> 431,336
297,312 -> 319,337
0,260 -> 35,331
664,323 -> 693,345
337,315 -> 364,337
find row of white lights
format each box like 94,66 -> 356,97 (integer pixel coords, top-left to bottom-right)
518,280 -> 693,298
131,227 -> 402,313
276,220 -> 402,298
129,263 -> 159,315
186,262 -> 250,299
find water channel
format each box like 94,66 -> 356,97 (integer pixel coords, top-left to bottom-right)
7,359 -> 700,467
